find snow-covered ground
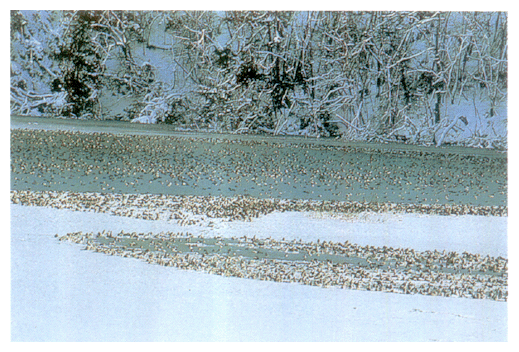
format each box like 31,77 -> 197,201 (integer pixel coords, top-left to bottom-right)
11,204 -> 507,341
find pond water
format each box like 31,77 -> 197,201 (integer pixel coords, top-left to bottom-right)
10,119 -> 507,208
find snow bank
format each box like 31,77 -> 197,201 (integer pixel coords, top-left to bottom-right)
11,205 -> 507,341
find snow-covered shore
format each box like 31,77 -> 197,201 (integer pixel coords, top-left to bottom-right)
11,204 -> 507,341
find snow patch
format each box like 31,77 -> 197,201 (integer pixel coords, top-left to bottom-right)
11,204 -> 507,341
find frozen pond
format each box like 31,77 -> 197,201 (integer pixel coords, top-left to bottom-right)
10,116 -> 508,341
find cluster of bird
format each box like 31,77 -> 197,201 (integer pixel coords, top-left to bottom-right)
11,128 -> 507,207
57,230 -> 508,302
10,190 -> 507,227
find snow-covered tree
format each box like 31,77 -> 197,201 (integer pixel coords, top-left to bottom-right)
10,10 -> 507,148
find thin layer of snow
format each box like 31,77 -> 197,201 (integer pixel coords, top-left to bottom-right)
11,204 -> 507,341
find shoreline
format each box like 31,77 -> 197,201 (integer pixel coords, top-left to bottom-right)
11,114 -> 507,158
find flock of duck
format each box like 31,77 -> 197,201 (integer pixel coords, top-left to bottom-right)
11,129 -> 507,207
56,230 -> 508,301
10,189 -> 507,225
10,126 -> 508,302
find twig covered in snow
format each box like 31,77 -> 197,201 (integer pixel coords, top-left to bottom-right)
435,115 -> 469,147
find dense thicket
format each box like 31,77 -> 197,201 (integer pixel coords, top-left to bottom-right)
10,10 -> 507,148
